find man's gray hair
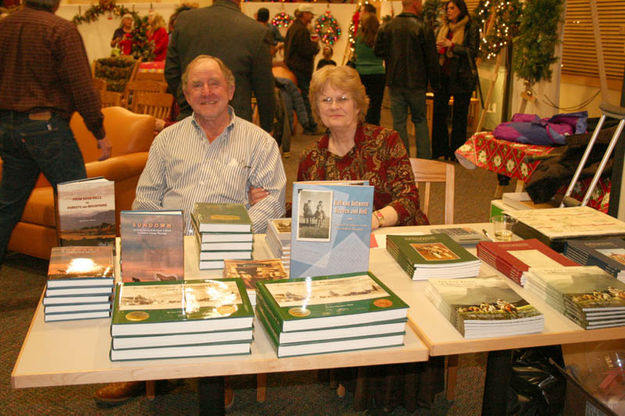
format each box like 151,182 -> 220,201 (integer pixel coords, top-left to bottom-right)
25,0 -> 61,11
182,55 -> 236,93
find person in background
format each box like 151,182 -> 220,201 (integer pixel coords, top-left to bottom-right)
256,7 -> 284,57
316,45 -> 337,71
147,12 -> 169,62
111,13 -> 134,56
353,10 -> 385,125
374,0 -> 440,158
285,4 -> 320,135
431,0 -> 479,160
165,0 -> 275,133
0,0 -> 112,266
297,65 -> 427,229
167,5 -> 196,42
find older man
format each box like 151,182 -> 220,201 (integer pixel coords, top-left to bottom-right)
0,0 -> 112,266
165,0 -> 275,133
134,55 -> 286,234
95,55 -> 285,406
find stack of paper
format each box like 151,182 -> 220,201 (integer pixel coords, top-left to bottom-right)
564,238 -> 625,282
524,266 -> 625,329
43,246 -> 114,322
265,218 -> 291,271
255,272 -> 408,358
191,203 -> 253,270
386,234 -> 481,280
477,239 -> 579,286
109,279 -> 254,361
424,277 -> 544,339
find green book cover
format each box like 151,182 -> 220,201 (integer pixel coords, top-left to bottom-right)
386,234 -> 479,267
255,272 -> 408,332
111,278 -> 254,336
192,203 -> 252,233
47,246 -> 114,288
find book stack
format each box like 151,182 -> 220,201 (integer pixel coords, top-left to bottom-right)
524,266 -> 625,329
191,203 -> 254,270
386,234 -> 481,280
477,239 -> 579,286
564,238 -> 625,282
507,206 -> 625,252
424,277 -> 544,339
43,246 -> 114,322
109,279 -> 254,361
265,218 -> 291,271
429,227 -> 485,245
255,272 -> 409,358
223,259 -> 288,305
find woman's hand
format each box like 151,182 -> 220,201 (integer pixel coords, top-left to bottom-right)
249,186 -> 269,206
436,39 -> 453,49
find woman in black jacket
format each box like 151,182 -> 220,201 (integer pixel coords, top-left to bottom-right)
431,0 -> 479,160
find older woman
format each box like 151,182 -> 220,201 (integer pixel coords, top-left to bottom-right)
297,65 -> 428,228
111,13 -> 134,56
431,0 -> 479,160
147,13 -> 169,61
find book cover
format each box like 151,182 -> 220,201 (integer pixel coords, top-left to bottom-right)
477,239 -> 579,285
223,259 -> 288,291
565,239 -> 625,278
387,234 -> 479,267
111,279 -> 254,336
268,218 -> 292,244
56,177 -> 116,247
255,272 -> 408,332
290,182 -> 374,278
120,210 -> 184,282
47,246 -> 114,288
429,227 -> 485,244
191,203 -> 252,233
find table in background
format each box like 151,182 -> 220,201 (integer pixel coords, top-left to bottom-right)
11,236 -> 428,416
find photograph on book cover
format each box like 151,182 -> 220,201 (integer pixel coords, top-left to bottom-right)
273,219 -> 291,234
596,248 -> 625,266
296,189 -> 333,241
410,242 -> 460,261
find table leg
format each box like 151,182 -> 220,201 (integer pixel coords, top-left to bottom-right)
198,376 -> 225,416
481,350 -> 512,416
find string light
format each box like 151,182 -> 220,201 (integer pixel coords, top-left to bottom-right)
314,10 -> 341,46
271,12 -> 294,29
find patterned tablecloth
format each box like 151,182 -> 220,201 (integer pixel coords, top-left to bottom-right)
455,131 -> 610,212
137,61 -> 165,74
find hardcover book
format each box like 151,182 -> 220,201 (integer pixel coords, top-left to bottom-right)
111,279 -> 254,336
112,328 -> 254,350
255,272 -> 408,332
564,238 -> 625,281
191,217 -> 253,243
44,310 -> 110,322
47,246 -> 114,288
223,259 -> 288,304
507,207 -> 625,251
109,341 -> 251,361
56,177 -> 115,247
386,234 -> 481,280
120,210 -> 184,282
429,227 -> 485,245
191,203 -> 252,233
477,239 -> 579,286
424,277 -> 544,339
290,182 -> 374,278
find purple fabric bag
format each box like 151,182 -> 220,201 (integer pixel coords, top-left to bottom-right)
493,111 -> 588,146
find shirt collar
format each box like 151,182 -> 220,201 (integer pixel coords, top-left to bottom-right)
190,106 -> 236,142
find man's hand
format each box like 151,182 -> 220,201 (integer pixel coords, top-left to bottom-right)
97,137 -> 113,161
249,186 -> 269,206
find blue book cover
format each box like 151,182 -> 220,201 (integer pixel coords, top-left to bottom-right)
290,182 -> 374,278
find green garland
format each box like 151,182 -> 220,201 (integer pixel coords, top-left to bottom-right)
72,1 -> 134,25
472,0 -> 522,60
512,0 -> 564,85
423,0 -> 443,32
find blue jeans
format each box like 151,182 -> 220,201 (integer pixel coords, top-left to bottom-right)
389,86 -> 431,159
0,111 -> 86,264
292,69 -> 317,130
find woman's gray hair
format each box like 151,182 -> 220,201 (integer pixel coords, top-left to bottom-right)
309,65 -> 369,125
25,0 -> 61,11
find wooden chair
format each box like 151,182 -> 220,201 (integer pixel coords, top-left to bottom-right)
409,158 -> 455,225
93,77 -> 107,92
123,80 -> 168,111
99,90 -> 122,108
133,92 -> 174,120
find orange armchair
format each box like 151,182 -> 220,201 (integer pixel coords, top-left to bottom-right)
1,106 -> 156,260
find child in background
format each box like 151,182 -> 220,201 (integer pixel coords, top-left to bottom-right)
316,46 -> 337,70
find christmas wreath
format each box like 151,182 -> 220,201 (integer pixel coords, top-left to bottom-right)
271,12 -> 294,29
314,10 -> 341,45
